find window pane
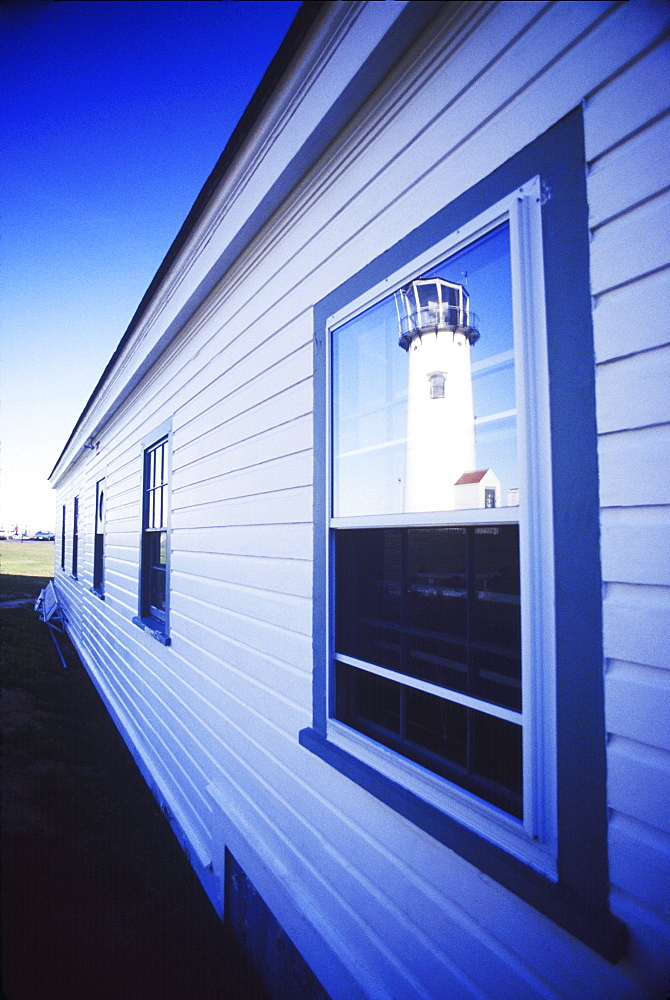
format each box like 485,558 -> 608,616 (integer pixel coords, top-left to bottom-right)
334,663 -> 522,817
332,224 -> 517,516
336,529 -> 402,671
471,711 -> 522,813
405,687 -> 467,767
336,661 -> 400,735
471,525 -> 521,710
336,526 -> 520,711
148,530 -> 167,615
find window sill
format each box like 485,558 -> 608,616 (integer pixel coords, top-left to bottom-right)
299,726 -> 626,963
132,615 -> 171,645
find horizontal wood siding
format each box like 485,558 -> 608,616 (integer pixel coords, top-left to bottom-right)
51,2 -> 669,997
585,6 -> 670,996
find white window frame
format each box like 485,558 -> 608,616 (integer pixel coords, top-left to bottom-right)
324,179 -> 558,875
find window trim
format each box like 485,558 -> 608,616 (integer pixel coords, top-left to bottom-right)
60,504 -> 66,570
300,109 -> 624,960
92,476 -> 105,598
133,419 -> 172,645
326,181 -> 555,872
71,496 -> 79,578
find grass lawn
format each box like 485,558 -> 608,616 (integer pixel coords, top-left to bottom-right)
0,540 -> 55,601
1,551 -> 267,998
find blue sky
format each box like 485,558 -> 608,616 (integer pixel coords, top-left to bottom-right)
0,0 -> 300,532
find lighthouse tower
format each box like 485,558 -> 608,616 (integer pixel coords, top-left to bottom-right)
396,277 -> 479,512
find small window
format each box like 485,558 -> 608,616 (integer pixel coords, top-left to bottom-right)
429,373 -> 445,399
93,478 -> 105,595
60,504 -> 66,570
135,426 -> 171,642
72,496 -> 79,578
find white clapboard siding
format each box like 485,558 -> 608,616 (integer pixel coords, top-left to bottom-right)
588,112 -> 670,229
596,343 -> 670,433
173,549 -> 312,598
173,570 -> 311,637
603,586 -> 670,671
598,423 -> 670,507
600,509 -> 670,586
590,188 -> 670,295
608,736 -> 670,834
584,34 -> 670,162
591,264 -> 668,363
608,812 -> 670,920
605,660 -> 670,752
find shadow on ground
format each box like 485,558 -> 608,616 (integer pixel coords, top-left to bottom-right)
1,591 -> 269,1000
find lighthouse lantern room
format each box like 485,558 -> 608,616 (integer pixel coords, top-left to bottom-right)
396,277 -> 479,350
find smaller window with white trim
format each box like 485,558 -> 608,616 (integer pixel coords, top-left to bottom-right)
139,434 -> 170,636
93,478 -> 105,595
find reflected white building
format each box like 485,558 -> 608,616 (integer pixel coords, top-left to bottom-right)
397,277 -> 499,511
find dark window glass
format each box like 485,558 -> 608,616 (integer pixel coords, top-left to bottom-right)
61,505 -> 66,570
336,529 -> 402,672
335,662 -> 522,817
335,525 -> 520,711
141,438 -> 168,626
334,524 -> 521,815
93,479 -> 104,594
72,497 -> 79,578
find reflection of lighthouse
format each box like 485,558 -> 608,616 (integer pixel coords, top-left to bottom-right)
397,278 -> 499,512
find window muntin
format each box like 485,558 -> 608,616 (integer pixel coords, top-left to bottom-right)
141,436 -> 169,627
326,181 -> 556,864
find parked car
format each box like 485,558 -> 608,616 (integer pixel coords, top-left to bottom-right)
32,531 -> 55,541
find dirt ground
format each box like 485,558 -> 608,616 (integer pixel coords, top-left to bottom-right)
1,574 -> 269,1000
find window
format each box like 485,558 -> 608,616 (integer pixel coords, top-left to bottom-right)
429,372 -> 445,399
328,190 -> 544,845
60,504 -> 66,570
93,478 -> 105,596
302,111 -> 623,959
72,496 -> 79,578
134,423 -> 171,643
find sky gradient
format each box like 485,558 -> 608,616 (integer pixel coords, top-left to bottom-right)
1,0 -> 301,532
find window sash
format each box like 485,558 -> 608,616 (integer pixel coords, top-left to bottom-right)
140,434 -> 170,628
324,179 -> 556,864
72,496 -> 79,577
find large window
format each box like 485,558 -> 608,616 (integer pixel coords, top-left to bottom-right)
327,186 -> 549,856
302,112 -> 623,959
135,424 -> 171,643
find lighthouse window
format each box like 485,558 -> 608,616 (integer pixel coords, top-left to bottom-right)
429,373 -> 445,398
